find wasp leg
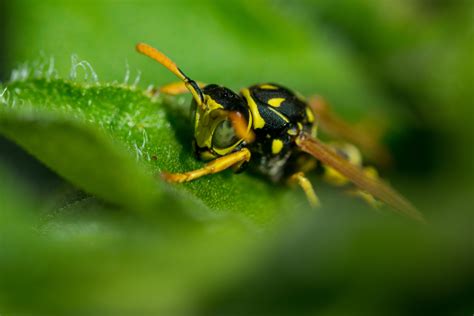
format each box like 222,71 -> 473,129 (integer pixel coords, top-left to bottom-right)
308,96 -> 391,166
289,172 -> 320,207
160,81 -> 206,95
321,142 -> 382,208
345,166 -> 383,209
162,148 -> 251,183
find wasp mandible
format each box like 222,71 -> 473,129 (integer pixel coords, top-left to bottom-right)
136,43 -> 424,222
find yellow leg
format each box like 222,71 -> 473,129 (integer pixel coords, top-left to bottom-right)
289,172 -> 320,207
346,166 -> 382,208
347,189 -> 382,209
160,81 -> 206,95
162,148 -> 251,183
321,142 -> 382,208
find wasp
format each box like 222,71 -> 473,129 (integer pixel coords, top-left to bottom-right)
136,43 -> 424,222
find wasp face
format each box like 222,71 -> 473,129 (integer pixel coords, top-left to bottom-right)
192,84 -> 251,159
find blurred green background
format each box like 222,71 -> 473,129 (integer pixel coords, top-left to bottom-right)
0,0 -> 473,315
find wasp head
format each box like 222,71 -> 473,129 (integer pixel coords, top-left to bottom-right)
135,43 -> 253,160
192,84 -> 252,159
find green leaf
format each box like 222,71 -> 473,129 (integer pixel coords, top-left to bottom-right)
0,110 -> 160,211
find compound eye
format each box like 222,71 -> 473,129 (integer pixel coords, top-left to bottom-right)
212,119 -> 239,149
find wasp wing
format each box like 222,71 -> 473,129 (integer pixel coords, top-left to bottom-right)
308,96 -> 392,166
297,132 -> 425,222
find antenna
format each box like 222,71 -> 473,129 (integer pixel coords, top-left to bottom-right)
136,43 -> 204,107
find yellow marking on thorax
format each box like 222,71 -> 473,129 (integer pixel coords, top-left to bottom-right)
287,126 -> 299,136
259,84 -> 279,90
268,98 -> 285,107
272,139 -> 284,154
241,88 -> 265,129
